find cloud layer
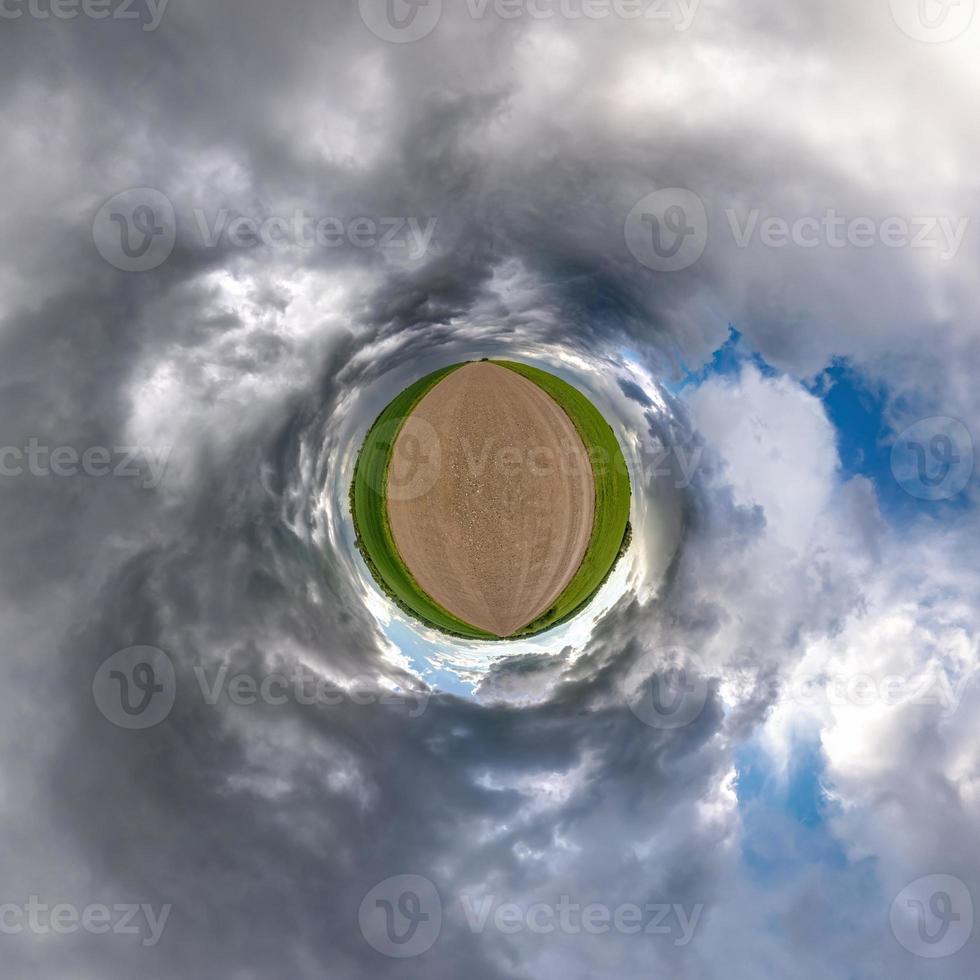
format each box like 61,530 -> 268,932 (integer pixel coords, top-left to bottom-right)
1,0 -> 978,977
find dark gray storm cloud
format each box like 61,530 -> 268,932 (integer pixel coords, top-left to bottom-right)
1,0 -> 979,977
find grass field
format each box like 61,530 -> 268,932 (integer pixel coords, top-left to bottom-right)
349,360 -> 632,640
492,361 -> 632,637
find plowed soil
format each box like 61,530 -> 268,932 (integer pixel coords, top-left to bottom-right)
387,361 -> 595,637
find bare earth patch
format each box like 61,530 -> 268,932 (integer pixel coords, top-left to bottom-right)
387,362 -> 595,637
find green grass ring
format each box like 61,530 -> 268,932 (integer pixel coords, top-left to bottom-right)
349,360 -> 632,639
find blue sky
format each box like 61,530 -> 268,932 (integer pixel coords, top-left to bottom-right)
735,733 -> 849,880
682,327 -> 974,523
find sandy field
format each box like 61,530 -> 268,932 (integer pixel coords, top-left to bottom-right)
386,362 -> 595,637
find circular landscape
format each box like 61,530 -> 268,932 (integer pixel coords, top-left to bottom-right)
350,361 -> 632,639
